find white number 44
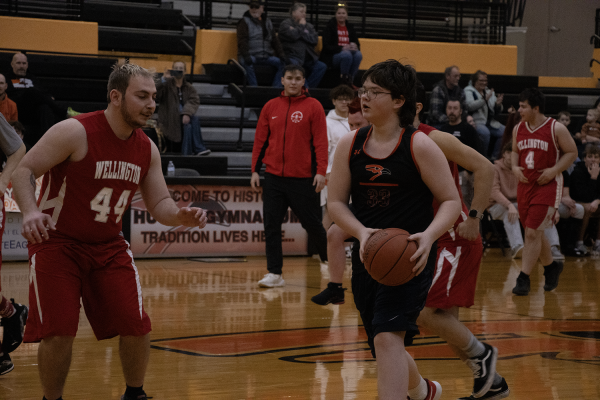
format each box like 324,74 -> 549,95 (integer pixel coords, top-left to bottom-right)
90,188 -> 131,223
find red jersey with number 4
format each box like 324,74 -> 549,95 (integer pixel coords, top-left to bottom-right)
515,117 -> 562,208
31,110 -> 152,247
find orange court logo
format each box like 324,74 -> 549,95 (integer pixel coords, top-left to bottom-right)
365,164 -> 391,181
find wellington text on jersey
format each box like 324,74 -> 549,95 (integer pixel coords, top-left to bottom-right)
94,161 -> 142,184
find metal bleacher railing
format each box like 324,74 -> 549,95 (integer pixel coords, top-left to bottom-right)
0,0 -> 83,20
197,0 -> 511,45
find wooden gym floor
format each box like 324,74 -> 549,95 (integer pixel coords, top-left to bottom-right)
0,248 -> 599,399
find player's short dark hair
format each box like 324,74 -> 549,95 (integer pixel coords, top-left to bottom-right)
348,96 -> 362,115
329,84 -> 354,101
585,143 -> 600,157
519,88 -> 545,114
361,59 -> 418,127
283,64 -> 305,78
107,62 -> 154,103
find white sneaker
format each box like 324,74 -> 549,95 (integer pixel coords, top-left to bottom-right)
258,273 -> 285,288
551,246 -> 565,261
592,243 -> 600,256
575,243 -> 589,256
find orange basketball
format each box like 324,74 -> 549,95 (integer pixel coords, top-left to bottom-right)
362,228 -> 418,286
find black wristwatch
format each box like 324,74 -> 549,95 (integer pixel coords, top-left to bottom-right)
468,209 -> 483,220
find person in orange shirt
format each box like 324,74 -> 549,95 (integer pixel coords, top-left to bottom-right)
0,74 -> 18,121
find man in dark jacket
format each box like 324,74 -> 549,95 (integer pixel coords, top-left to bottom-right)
156,61 -> 210,155
278,3 -> 327,89
427,65 -> 468,128
250,64 -> 328,288
319,5 -> 362,87
236,0 -> 287,87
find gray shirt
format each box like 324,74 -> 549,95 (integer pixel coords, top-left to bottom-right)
0,112 -> 24,157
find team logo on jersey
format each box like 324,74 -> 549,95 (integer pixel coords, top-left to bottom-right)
365,164 -> 391,181
290,111 -> 303,123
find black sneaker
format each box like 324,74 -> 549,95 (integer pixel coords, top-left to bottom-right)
466,343 -> 498,398
311,283 -> 347,305
512,275 -> 530,296
121,392 -> 152,400
543,261 -> 564,291
1,300 -> 28,354
0,353 -> 14,375
457,377 -> 510,399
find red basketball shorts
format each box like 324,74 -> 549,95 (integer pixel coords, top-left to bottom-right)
24,236 -> 151,342
425,241 -> 482,309
518,204 -> 555,230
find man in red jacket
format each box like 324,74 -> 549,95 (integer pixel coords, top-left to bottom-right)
251,64 -> 329,287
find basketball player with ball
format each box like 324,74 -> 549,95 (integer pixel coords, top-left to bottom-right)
413,82 -> 510,400
328,60 -> 461,400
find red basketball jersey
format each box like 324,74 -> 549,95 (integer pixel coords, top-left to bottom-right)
419,123 -> 478,246
32,111 -> 152,246
515,117 -> 562,208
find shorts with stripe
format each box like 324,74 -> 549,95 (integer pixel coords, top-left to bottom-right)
24,235 -> 151,342
425,241 -> 482,309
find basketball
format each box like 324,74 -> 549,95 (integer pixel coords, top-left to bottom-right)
362,228 -> 418,286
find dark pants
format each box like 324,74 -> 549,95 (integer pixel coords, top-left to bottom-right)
263,173 -> 328,274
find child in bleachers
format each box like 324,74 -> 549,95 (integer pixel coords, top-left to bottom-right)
575,109 -> 600,159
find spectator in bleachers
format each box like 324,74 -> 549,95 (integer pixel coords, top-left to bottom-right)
557,170 -> 586,256
575,108 -> 600,159
279,3 -> 327,89
464,70 -> 504,159
570,144 -> 600,255
466,114 -> 476,128
319,4 -> 362,88
251,64 -> 328,288
488,142 -> 564,260
0,74 -> 18,121
439,99 -> 482,208
348,96 -> 369,130
427,65 -> 467,128
557,111 -> 572,131
5,52 -> 78,147
236,0 -> 287,87
157,61 -> 210,156
321,84 -> 354,228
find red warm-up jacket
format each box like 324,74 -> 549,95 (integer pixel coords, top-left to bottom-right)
252,90 -> 328,178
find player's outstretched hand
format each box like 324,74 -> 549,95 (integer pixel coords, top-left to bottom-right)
512,166 -> 528,183
358,227 -> 379,263
22,211 -> 56,244
456,217 -> 480,241
407,231 -> 433,276
536,167 -> 556,185
177,207 -> 208,228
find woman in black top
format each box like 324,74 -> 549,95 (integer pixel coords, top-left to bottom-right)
328,60 -> 461,399
319,5 -> 362,86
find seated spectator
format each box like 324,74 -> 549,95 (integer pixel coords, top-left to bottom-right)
0,74 -> 18,121
464,70 -> 505,159
8,120 -> 25,141
319,4 -> 362,87
570,144 -> 600,255
575,108 -> 600,159
427,65 -> 467,128
557,110 -> 574,133
348,96 -> 369,130
321,85 -> 354,228
439,99 -> 482,208
236,0 -> 287,87
279,3 -> 327,89
157,61 -> 210,156
557,169 -> 585,256
466,114 -> 476,128
5,52 -> 78,148
488,142 -> 564,259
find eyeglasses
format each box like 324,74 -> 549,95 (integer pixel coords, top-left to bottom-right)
358,88 -> 392,100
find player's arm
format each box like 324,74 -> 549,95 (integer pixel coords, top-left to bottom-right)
0,144 -> 25,194
139,142 -> 207,228
429,129 -> 494,240
537,122 -> 578,185
13,119 -> 87,243
411,132 -> 462,274
511,125 -> 528,183
328,131 -> 377,260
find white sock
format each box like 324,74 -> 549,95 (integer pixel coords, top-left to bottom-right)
407,377 -> 428,400
462,334 -> 486,358
576,240 -> 584,246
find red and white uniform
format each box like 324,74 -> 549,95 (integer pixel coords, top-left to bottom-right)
25,111 -> 153,342
515,117 -> 562,229
419,123 -> 482,309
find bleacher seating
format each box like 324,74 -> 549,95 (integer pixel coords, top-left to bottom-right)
83,1 -> 184,31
